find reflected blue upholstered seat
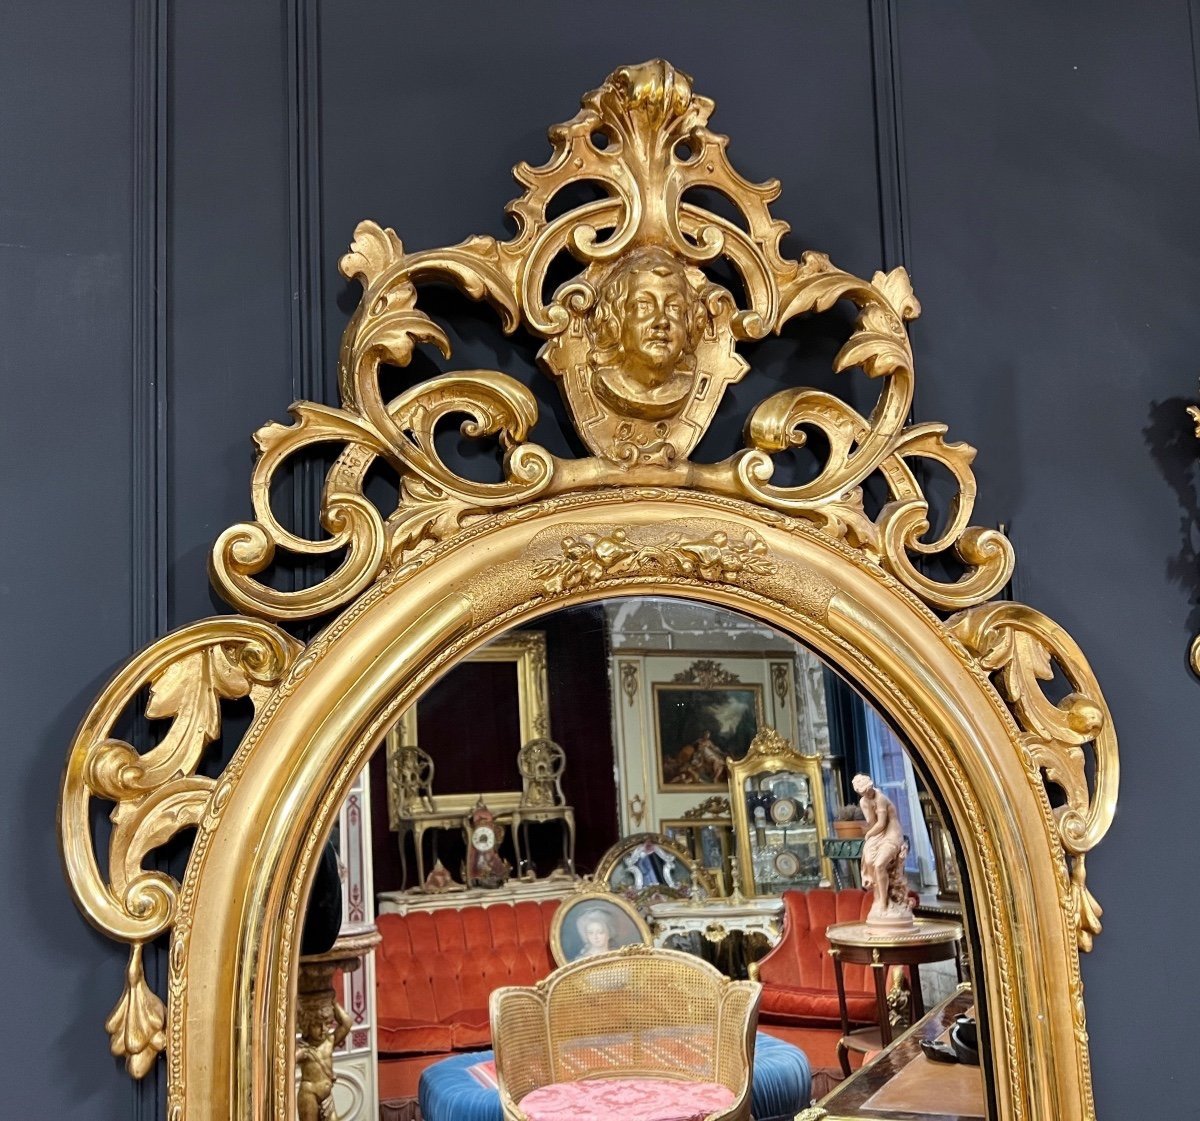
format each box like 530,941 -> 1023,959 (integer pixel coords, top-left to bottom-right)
418,1031 -> 811,1121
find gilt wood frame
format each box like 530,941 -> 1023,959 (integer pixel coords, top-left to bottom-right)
728,727 -> 834,892
60,61 -> 1117,1121
383,628 -> 549,830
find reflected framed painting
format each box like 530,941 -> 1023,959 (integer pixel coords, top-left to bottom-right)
549,890 -> 652,967
652,682 -> 763,792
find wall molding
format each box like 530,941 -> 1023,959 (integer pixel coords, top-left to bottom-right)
287,0 -> 326,580
131,1 -> 169,1116
868,0 -> 909,273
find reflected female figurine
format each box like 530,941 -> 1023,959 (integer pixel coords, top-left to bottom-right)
573,908 -> 619,959
853,773 -> 914,929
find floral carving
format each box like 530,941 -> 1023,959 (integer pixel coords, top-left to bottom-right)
533,528 -> 775,594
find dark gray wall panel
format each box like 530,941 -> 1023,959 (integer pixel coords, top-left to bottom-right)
1,2 -> 138,1118
166,0 -> 297,628
5,0 -> 1196,1116
317,1 -> 885,468
893,2 -> 1200,1110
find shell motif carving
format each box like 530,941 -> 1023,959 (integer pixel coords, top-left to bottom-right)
207,59 -> 1013,623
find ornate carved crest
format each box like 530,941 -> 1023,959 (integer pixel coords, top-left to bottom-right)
672,659 -> 742,686
207,58 -> 1011,624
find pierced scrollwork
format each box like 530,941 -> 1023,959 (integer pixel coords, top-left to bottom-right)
59,619 -> 301,1074
59,59 -> 1120,1113
949,602 -> 1118,951
207,58 -> 1011,624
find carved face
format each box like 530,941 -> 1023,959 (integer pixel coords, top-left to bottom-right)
617,268 -> 691,386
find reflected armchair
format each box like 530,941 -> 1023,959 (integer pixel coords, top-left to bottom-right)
489,945 -> 761,1121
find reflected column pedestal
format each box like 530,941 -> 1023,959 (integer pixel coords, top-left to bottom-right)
296,924 -> 382,1121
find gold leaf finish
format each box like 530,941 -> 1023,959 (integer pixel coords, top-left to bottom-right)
949,601 -> 1118,950
207,58 -> 1010,623
106,943 -> 167,1078
58,60 -> 1119,1121
533,528 -> 775,593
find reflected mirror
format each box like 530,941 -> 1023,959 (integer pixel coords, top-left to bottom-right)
316,596 -> 988,1121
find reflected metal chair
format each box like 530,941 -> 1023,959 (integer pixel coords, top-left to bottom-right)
510,738 -> 576,878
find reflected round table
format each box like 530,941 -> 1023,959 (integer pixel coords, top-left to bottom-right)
826,918 -> 963,1078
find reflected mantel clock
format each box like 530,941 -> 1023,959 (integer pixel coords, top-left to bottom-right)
59,60 -> 1118,1121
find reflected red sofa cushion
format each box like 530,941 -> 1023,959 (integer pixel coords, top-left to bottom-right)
375,899 -> 560,1057
755,888 -> 878,1027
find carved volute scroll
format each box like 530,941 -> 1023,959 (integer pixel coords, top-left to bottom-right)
58,60 -> 1119,1121
208,58 -> 1012,621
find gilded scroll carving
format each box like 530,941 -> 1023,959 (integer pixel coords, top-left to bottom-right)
59,619 -> 301,1072
57,61 -> 1119,1119
208,59 -> 1011,623
949,602 -> 1118,951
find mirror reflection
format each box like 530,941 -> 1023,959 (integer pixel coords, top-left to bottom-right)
307,596 -> 989,1121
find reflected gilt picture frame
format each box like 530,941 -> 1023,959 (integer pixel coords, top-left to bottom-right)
653,682 -> 764,793
549,888 -> 652,967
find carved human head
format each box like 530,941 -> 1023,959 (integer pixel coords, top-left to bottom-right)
587,247 -> 709,388
851,773 -> 875,796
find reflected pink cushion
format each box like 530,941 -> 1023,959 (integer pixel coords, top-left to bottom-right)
518,1077 -> 735,1121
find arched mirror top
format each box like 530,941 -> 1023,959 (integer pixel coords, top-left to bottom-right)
59,59 -> 1117,1121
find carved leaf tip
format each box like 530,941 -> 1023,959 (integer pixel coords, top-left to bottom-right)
339,220 -> 405,285
105,944 -> 166,1078
873,266 -> 921,321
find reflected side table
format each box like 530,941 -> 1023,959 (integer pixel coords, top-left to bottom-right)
826,918 -> 963,1078
797,985 -> 983,1121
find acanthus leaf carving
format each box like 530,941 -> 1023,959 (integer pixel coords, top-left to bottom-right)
60,619 -> 301,1076
207,59 -> 1010,623
948,602 -> 1118,950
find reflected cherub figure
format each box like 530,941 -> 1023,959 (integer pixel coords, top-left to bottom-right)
295,1000 -> 353,1121
853,773 -> 914,929
586,246 -> 711,419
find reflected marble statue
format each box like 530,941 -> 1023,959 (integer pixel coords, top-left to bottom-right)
586,246 -> 710,419
853,773 -> 914,930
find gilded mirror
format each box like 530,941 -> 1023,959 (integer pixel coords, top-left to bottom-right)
59,60 -> 1118,1121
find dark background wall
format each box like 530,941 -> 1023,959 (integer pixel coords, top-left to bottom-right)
368,609 -> 618,893
4,1 -> 1195,1116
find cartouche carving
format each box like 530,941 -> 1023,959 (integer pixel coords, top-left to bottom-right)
208,58 -> 1011,622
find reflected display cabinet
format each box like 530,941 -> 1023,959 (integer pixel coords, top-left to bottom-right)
729,728 -> 832,894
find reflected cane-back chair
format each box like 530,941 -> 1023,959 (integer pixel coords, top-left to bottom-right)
489,945 -> 761,1121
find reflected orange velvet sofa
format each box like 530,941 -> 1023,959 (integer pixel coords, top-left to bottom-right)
375,899 -> 560,1100
751,888 -> 877,1069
